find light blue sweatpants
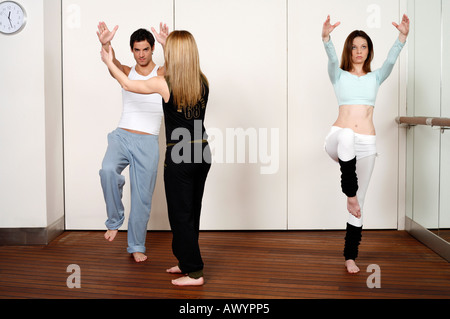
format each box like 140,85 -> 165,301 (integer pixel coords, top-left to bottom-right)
99,128 -> 159,254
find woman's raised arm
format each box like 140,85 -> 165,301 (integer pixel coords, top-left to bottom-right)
101,44 -> 167,97
392,14 -> 410,43
322,15 -> 340,42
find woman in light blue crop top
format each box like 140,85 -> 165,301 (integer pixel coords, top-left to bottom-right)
322,14 -> 410,274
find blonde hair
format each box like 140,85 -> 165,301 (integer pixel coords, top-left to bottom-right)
164,30 -> 208,108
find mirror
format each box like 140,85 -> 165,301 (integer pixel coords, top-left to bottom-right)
407,0 -> 450,244
439,0 -> 450,243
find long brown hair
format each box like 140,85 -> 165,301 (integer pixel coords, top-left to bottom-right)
340,30 -> 374,73
164,30 -> 208,108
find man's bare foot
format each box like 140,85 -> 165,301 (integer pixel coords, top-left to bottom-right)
132,252 -> 147,263
171,276 -> 204,286
345,259 -> 360,274
347,196 -> 361,218
166,265 -> 183,274
104,229 -> 118,242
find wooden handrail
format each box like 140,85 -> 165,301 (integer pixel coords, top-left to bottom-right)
396,116 -> 450,128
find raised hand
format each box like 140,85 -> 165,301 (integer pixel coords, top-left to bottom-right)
392,14 -> 410,42
101,44 -> 114,66
151,22 -> 169,47
96,22 -> 119,46
322,15 -> 340,41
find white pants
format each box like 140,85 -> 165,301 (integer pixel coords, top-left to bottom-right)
325,126 -> 377,227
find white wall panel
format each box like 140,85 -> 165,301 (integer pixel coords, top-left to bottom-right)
440,132 -> 450,229
440,0 -> 450,229
408,0 -> 441,229
174,0 -> 288,230
442,0 -> 450,118
413,0 -> 441,117
62,0 -> 404,231
413,127 -> 440,228
0,0 -> 63,228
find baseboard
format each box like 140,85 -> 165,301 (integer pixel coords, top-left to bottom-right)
406,217 -> 450,262
0,217 -> 64,245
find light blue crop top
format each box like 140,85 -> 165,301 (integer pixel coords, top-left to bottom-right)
323,37 -> 405,107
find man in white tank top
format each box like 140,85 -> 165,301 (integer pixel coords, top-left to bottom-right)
96,22 -> 168,262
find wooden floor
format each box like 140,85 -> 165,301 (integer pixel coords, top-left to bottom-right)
0,230 -> 449,300
431,229 -> 450,243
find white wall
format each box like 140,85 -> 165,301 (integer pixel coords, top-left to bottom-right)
0,0 -> 63,228
44,0 -> 64,227
63,0 -> 288,230
175,0 -> 288,230
441,133 -> 450,229
407,0 -> 448,229
441,0 -> 450,229
62,0 -> 407,231
2,0 -> 407,232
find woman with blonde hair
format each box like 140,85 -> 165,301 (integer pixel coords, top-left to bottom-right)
101,28 -> 211,286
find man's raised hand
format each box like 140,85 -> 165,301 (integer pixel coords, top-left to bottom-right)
97,22 -> 119,46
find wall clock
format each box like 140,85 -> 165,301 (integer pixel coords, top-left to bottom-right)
0,1 -> 26,35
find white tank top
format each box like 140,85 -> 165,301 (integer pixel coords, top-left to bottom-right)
118,65 -> 163,135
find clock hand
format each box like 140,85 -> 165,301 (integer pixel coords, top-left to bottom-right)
8,11 -> 12,28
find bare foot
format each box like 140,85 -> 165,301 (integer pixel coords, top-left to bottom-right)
104,229 -> 118,242
131,252 -> 147,262
347,196 -> 361,219
345,259 -> 360,274
171,276 -> 204,286
166,265 -> 183,274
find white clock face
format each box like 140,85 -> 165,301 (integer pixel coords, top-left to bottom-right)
0,1 -> 26,35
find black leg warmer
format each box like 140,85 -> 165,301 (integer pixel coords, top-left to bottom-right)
343,223 -> 362,260
338,157 -> 358,197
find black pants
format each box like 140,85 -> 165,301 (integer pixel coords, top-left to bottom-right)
164,142 -> 211,278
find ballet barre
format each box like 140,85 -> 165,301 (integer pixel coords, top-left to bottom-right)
396,116 -> 450,129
